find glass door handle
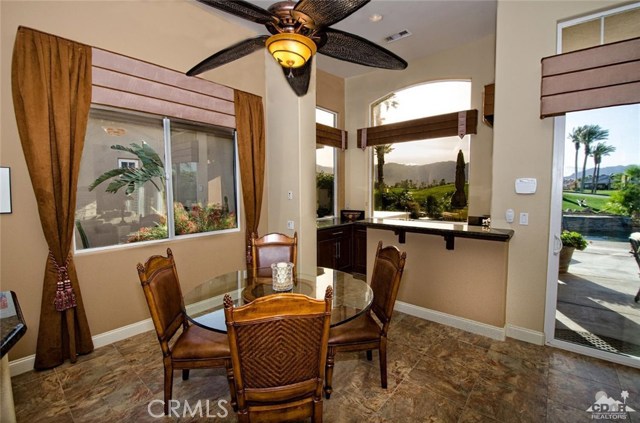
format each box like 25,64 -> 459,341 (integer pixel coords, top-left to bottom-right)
553,233 -> 562,255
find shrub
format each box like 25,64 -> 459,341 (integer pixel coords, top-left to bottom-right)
128,202 -> 236,242
560,230 -> 588,250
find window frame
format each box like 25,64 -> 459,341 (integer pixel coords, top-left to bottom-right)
367,80 -> 473,219
74,106 -> 241,254
315,107 -> 339,219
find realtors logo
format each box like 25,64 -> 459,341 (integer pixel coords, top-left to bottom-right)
587,391 -> 635,420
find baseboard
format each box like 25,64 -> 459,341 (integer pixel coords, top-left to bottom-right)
8,318 -> 154,377
394,301 -> 506,341
504,323 -> 545,345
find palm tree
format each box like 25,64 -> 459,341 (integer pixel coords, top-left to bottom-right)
569,125 -> 609,192
590,142 -> 616,193
89,142 -> 166,195
567,126 -> 585,191
579,125 -> 609,193
374,145 -> 394,190
372,93 -> 398,191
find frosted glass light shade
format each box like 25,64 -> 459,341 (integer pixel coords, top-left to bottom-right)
266,33 -> 317,68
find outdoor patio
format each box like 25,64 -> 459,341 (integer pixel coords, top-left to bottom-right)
556,236 -> 640,358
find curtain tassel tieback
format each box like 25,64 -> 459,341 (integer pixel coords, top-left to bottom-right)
49,251 -> 77,311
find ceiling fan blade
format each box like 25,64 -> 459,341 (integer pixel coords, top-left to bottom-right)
318,28 -> 407,70
282,57 -> 313,97
294,0 -> 370,28
196,0 -> 276,24
186,36 -> 269,76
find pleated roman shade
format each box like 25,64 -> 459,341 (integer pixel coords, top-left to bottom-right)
357,110 -> 478,149
316,123 -> 347,150
540,36 -> 640,118
91,48 -> 236,128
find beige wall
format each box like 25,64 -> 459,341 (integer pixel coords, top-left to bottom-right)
317,70 -> 346,128
0,0 -> 267,360
344,34 -> 496,216
493,0 -> 623,333
367,229 -> 508,327
265,59 -> 317,272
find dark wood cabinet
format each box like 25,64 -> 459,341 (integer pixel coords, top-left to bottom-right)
317,223 -> 367,275
352,226 -> 367,275
317,225 -> 352,272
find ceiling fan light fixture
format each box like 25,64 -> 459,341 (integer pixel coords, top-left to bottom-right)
266,33 -> 317,68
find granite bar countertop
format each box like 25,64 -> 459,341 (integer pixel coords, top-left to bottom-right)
316,218 -> 354,230
316,217 -> 514,249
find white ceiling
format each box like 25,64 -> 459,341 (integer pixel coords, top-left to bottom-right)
209,0 -> 497,79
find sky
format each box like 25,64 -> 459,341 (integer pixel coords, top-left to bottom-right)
563,104 -> 640,177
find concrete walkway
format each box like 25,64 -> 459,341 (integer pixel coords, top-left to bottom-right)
556,237 -> 640,357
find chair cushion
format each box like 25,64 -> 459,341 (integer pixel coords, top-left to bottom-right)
328,313 -> 381,345
172,324 -> 230,360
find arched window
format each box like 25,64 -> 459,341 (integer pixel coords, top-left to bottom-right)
371,80 -> 472,221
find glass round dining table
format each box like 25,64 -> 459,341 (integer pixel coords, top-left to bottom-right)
183,267 -> 373,333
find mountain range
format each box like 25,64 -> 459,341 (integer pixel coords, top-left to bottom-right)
317,161 -> 469,186
564,165 -> 631,180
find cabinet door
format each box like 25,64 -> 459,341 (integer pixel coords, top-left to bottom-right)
336,231 -> 352,272
353,226 -> 367,275
318,226 -> 351,271
317,238 -> 336,268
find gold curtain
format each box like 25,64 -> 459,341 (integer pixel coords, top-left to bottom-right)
234,90 -> 266,264
11,27 -> 94,369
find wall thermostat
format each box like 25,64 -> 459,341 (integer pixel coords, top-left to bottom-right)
515,178 -> 537,194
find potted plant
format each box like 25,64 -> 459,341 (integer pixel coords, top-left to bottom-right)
559,230 -> 588,273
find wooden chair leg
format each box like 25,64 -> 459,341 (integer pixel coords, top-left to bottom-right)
237,410 -> 250,423
325,347 -> 336,399
379,339 -> 387,389
182,369 -> 190,381
163,360 -> 173,415
312,396 -> 323,422
225,363 -> 238,411
366,350 -> 373,361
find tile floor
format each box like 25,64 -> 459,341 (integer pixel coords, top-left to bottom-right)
11,312 -> 640,422
556,238 -> 640,357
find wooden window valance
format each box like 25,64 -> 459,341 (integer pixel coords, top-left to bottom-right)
357,110 -> 478,149
316,123 -> 348,150
91,48 -> 236,128
540,36 -> 640,119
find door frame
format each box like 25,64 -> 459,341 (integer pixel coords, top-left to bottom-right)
543,5 -> 640,365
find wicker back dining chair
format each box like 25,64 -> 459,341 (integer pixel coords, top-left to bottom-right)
223,287 -> 333,423
137,248 -> 236,415
324,241 -> 406,399
250,232 -> 297,274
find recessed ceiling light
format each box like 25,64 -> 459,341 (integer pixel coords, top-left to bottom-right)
369,14 -> 383,23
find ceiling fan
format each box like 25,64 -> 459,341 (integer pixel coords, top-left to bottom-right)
186,0 -> 408,96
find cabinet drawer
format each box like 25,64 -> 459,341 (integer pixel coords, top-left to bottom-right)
317,227 -> 350,242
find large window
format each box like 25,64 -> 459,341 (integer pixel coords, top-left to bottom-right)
371,81 -> 471,221
316,107 -> 338,218
75,108 -> 238,250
